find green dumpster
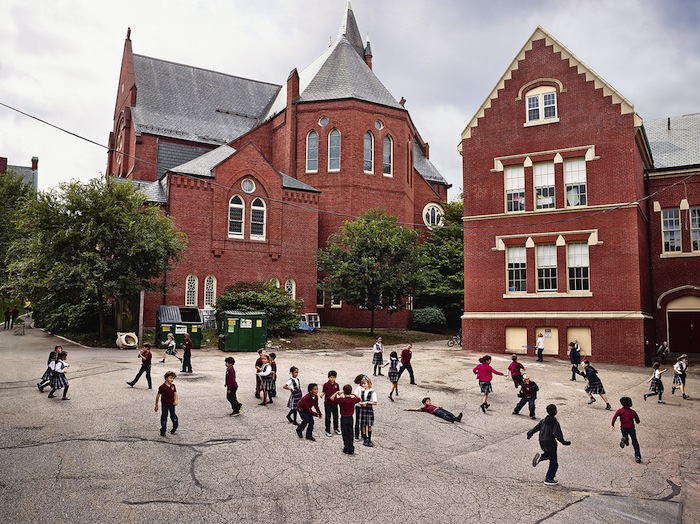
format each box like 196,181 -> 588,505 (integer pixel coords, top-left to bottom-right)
156,305 -> 204,349
219,311 -> 267,352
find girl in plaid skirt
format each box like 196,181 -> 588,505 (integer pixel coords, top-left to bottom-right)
284,366 -> 302,424
644,362 -> 666,403
256,354 -> 274,406
383,351 -> 402,401
358,376 -> 377,447
579,360 -> 611,410
672,355 -> 690,399
372,337 -> 384,376
472,355 -> 504,413
37,345 -> 62,392
48,351 -> 70,400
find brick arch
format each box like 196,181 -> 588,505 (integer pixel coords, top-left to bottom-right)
657,285 -> 700,310
517,78 -> 565,101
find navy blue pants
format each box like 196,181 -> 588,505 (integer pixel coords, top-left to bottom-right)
298,410 -> 315,438
160,404 -> 178,433
539,441 -> 559,481
621,427 -> 641,458
341,415 -> 354,453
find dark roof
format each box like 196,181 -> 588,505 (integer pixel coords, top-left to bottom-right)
109,176 -> 168,203
414,142 -> 449,185
7,165 -> 35,188
132,54 -> 281,145
645,114 -> 700,169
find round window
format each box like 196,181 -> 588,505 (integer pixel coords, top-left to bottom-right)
318,116 -> 329,126
241,179 -> 256,194
422,203 -> 445,229
375,120 -> 384,130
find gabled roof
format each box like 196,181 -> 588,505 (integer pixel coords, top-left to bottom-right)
109,176 -> 168,203
645,113 -> 700,169
460,26 -> 640,146
132,54 -> 281,145
7,165 -> 34,187
413,142 -> 448,186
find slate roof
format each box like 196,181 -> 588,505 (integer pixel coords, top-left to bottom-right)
645,114 -> 700,169
7,165 -> 35,188
132,54 -> 281,145
109,176 -> 168,203
413,142 -> 448,185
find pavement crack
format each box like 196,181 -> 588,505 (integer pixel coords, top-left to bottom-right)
534,493 -> 590,523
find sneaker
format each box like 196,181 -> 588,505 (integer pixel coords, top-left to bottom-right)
683,394 -> 690,400
365,440 -> 374,447
456,413 -> 463,423
335,429 -> 341,435
544,479 -> 558,486
343,450 -> 354,455
532,453 -> 541,467
354,436 -> 360,441
126,381 -> 134,388
605,403 -> 612,411
635,457 -> 642,463
658,400 -> 665,404
512,411 -> 519,415
37,383 -> 44,391
48,394 -> 56,398
306,436 -> 316,441
480,403 -> 486,413
296,429 -> 303,439
61,397 -> 71,400
230,412 -> 239,417
325,431 -> 332,437
160,359 -> 165,363
620,437 -> 626,448
530,415 -> 536,420
587,398 -> 596,404
160,430 -> 166,437
377,373 -> 384,376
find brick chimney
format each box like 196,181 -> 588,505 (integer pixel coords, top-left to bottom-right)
31,156 -> 39,170
0,157 -> 7,174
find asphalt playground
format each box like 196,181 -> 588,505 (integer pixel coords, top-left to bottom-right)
0,320 -> 698,523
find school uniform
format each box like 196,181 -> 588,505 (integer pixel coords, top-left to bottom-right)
49,360 -> 69,398
257,363 -> 274,402
473,363 -> 504,394
354,384 -> 364,440
158,382 -> 178,434
397,346 -> 416,383
527,414 -> 571,483
673,361 -> 687,387
648,369 -> 664,394
226,366 -> 241,415
296,393 -> 320,439
286,378 -> 302,409
38,350 -> 59,391
337,395 -> 361,453
322,381 -> 340,434
269,361 -> 277,398
181,338 -> 192,373
581,366 -> 606,395
372,342 -> 384,375
387,358 -> 401,384
513,380 -> 539,418
357,388 -> 377,428
508,361 -> 524,388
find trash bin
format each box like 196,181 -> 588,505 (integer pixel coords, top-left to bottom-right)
218,310 -> 267,352
156,305 -> 204,349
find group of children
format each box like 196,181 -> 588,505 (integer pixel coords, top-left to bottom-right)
36,345 -> 71,400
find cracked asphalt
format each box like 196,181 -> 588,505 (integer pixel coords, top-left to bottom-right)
1,323 -> 698,523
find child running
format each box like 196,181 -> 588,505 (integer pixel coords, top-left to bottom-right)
296,383 -> 322,441
527,403 -> 571,486
155,371 -> 179,437
672,354 -> 690,399
512,373 -> 539,419
507,354 -> 525,388
321,370 -> 340,437
405,397 -> 462,423
643,362 -> 666,403
611,396 -> 642,463
472,355 -> 504,413
383,351 -> 401,401
578,360 -> 612,410
358,376 -> 378,447
48,351 -> 70,400
331,385 -> 361,454
284,366 -> 302,425
225,357 -> 242,416
37,345 -> 62,392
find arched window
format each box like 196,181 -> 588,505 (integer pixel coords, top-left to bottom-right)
328,129 -> 341,171
423,203 -> 445,229
525,85 -> 558,124
285,279 -> 296,299
383,135 -> 393,176
250,198 -> 266,240
228,195 -> 244,238
204,275 -> 217,308
185,274 -> 198,307
306,131 -> 318,172
270,278 -> 280,288
363,131 -> 374,173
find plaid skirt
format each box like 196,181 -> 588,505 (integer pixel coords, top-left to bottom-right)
358,405 -> 375,427
50,373 -> 68,390
673,374 -> 685,386
479,381 -> 493,394
261,375 -> 275,391
287,389 -> 302,409
388,370 -> 399,383
584,382 -> 605,395
649,377 -> 664,394
372,353 -> 383,366
40,367 -> 53,383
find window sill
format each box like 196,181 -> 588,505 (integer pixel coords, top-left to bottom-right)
383,173 -> 393,177
523,117 -> 560,128
305,170 -> 318,174
503,291 -> 592,298
660,251 -> 700,259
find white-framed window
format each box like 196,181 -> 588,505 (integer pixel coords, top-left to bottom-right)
250,198 -> 266,240
285,279 -> 296,300
185,274 -> 198,307
526,86 -> 558,124
507,246 -> 527,292
564,158 -> 587,207
423,203 -> 444,229
241,178 -> 256,194
306,130 -> 319,172
363,132 -> 374,173
228,195 -> 244,238
692,207 -> 700,251
204,275 -> 217,308
271,278 -> 280,288
536,244 -> 558,292
383,135 -> 393,176
316,289 -> 325,308
567,243 -> 590,291
662,208 -> 681,252
318,116 -> 329,126
534,162 -> 555,210
505,165 -> 525,212
328,129 -> 341,171
330,295 -> 342,308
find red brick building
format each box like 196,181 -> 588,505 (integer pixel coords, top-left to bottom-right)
107,6 -> 449,328
460,27 -> 699,365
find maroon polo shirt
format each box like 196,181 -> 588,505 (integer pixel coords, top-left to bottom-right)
336,395 -> 361,417
158,382 -> 177,406
322,381 -> 340,404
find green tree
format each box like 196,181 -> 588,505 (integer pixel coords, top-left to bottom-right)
416,200 -> 464,327
317,209 -> 431,336
7,178 -> 186,342
0,170 -> 33,294
215,280 -> 303,335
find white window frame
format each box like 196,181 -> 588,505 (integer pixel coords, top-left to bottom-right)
383,135 -> 393,176
691,206 -> 700,252
228,195 -> 244,238
330,295 -> 342,308
204,275 -> 217,308
534,162 -> 555,210
363,131 -> 374,173
536,244 -> 558,292
271,278 -> 280,288
250,197 -> 266,241
525,86 -> 558,126
564,158 -> 587,207
328,129 -> 341,171
316,288 -> 325,308
507,246 -> 527,293
306,130 -> 318,172
505,165 -> 525,213
662,208 -> 681,253
285,279 -> 296,300
185,274 -> 198,307
567,243 -> 590,292
422,203 -> 444,229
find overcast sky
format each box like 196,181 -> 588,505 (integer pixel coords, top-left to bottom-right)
1,0 -> 699,194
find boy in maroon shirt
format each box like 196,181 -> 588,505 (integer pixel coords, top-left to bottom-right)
405,397 -> 462,423
296,383 -> 322,441
127,343 -> 153,389
331,384 -> 361,454
397,343 -> 416,384
225,357 -> 242,416
155,371 -> 179,437
612,396 -> 641,463
321,370 -> 340,437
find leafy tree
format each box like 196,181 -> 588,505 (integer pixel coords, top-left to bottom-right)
416,200 -> 464,327
7,178 -> 186,342
0,170 -> 33,294
317,209 -> 431,336
215,280 -> 303,335
411,307 -> 447,329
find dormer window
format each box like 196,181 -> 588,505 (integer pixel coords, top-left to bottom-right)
525,85 -> 558,126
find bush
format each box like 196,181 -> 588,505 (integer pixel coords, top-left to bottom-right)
411,307 -> 446,328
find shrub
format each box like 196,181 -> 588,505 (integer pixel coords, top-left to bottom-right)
411,307 -> 446,327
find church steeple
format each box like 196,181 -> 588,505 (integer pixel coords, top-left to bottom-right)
337,1 -> 365,58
